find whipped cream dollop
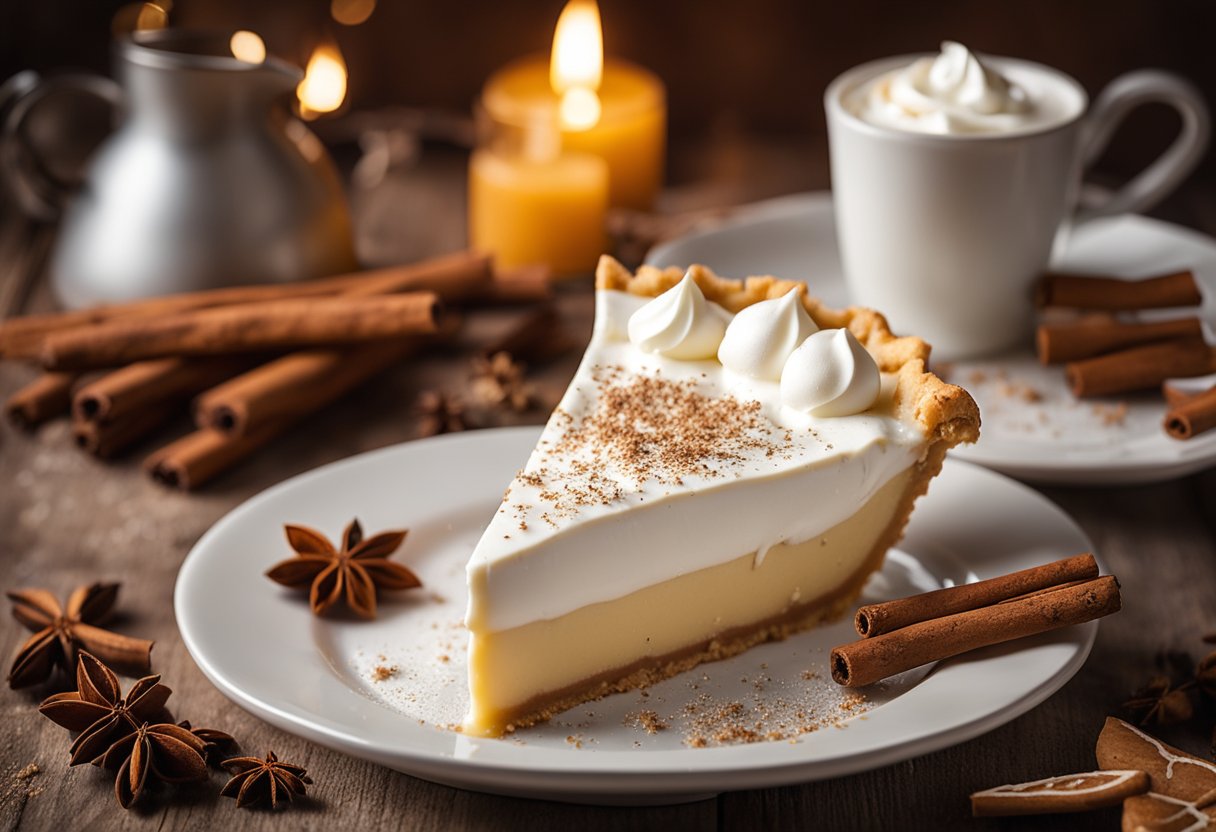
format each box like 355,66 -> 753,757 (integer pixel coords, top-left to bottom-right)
717,289 -> 819,381
627,272 -> 729,360
780,329 -> 881,417
859,41 -> 1032,134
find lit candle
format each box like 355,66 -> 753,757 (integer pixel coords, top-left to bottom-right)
479,0 -> 666,211
470,1 -> 639,275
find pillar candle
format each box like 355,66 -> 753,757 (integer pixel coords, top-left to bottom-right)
468,147 -> 608,275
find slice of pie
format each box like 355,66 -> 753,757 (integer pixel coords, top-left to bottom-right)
462,256 -> 980,737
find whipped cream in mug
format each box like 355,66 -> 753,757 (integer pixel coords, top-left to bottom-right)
853,41 -> 1074,135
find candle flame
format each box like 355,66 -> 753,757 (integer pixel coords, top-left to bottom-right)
296,43 -> 348,119
229,30 -> 266,64
550,0 -> 603,131
550,0 -> 603,92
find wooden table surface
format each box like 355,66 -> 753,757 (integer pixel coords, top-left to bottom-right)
2,136 -> 1215,831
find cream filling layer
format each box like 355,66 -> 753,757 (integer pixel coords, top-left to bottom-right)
466,290 -> 925,633
463,469 -> 911,736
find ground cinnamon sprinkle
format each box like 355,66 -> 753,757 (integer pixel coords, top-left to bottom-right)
1092,401 -> 1129,426
625,710 -> 669,734
371,664 -> 399,682
676,686 -> 871,747
518,365 -> 790,523
561,366 -> 780,482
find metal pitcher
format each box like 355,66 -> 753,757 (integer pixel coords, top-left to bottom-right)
3,30 -> 358,308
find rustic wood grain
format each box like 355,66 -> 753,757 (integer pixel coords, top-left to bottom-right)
2,143 -> 1215,831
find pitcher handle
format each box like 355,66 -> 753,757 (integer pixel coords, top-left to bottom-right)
1075,70 -> 1211,224
1,71 -> 124,220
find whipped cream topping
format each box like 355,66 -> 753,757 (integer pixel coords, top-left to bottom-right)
466,289 -> 924,633
627,272 -> 729,360
781,328 -> 881,417
859,41 -> 1033,134
718,289 -> 818,381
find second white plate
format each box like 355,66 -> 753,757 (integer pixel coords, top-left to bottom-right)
646,192 -> 1216,484
176,427 -> 1097,804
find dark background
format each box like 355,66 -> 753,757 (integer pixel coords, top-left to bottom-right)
2,0 -> 1215,210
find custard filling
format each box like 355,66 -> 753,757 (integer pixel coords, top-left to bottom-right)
463,469 -> 911,737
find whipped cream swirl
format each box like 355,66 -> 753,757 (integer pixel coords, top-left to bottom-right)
717,289 -> 819,381
780,329 -> 880,417
627,272 -> 729,360
860,41 -> 1032,134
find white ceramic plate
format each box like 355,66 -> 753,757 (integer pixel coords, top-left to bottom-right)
647,192 -> 1216,484
177,427 -> 1098,805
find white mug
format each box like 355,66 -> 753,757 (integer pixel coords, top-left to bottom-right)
825,54 -> 1211,360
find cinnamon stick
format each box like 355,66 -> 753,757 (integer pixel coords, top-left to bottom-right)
194,341 -> 423,435
73,408 -> 176,459
41,292 -> 442,370
1164,384 -> 1216,440
74,356 -> 251,423
145,339 -> 428,485
831,576 -> 1121,687
334,251 -> 494,301
144,421 -> 288,490
483,264 -> 553,305
152,338 -> 439,485
1163,382 -> 1198,409
1036,269 -> 1203,311
4,372 -> 77,429
0,250 -> 492,358
1065,338 -> 1216,398
0,309 -> 113,360
854,553 -> 1098,638
1036,317 -> 1205,364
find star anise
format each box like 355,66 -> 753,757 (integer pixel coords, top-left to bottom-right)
98,721 -> 208,809
220,751 -> 313,809
265,519 -> 421,618
469,352 -> 535,412
1123,674 -> 1195,727
177,720 -> 240,767
7,582 -> 153,689
416,390 -> 467,437
39,652 -> 173,766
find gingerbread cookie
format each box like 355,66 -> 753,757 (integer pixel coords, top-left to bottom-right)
1096,716 -> 1216,830
971,770 -> 1149,817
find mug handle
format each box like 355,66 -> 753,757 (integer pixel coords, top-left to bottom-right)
0,71 -> 124,220
1076,69 -> 1210,223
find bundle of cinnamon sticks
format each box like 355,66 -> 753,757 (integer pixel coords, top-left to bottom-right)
1,250 -> 554,489
1035,269 -> 1216,440
831,553 -> 1120,687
